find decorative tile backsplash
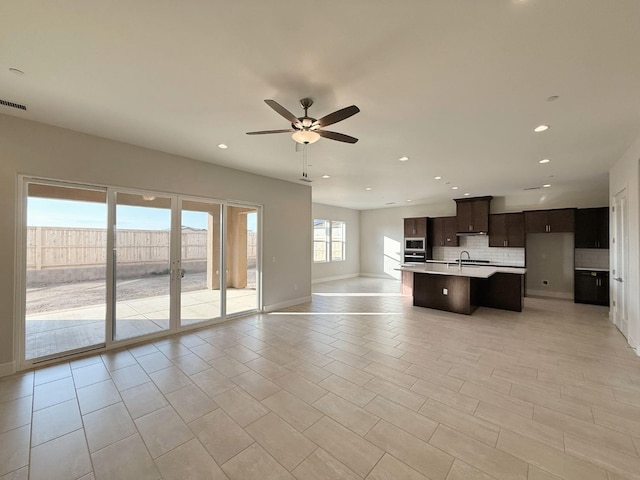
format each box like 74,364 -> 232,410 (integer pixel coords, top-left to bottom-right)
432,235 -> 525,266
575,248 -> 610,269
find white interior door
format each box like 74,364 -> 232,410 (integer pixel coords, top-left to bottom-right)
612,189 -> 628,338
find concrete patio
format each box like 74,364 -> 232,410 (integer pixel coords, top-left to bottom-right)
25,288 -> 257,360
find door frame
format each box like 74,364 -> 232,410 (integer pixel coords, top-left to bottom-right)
612,187 -> 629,339
224,202 -> 263,317
17,176 -> 110,369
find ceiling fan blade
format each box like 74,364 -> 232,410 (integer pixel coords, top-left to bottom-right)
318,130 -> 359,144
264,100 -> 301,126
315,105 -> 360,128
246,129 -> 295,135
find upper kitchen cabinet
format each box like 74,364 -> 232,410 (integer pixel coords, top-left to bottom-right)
524,208 -> 575,233
455,196 -> 492,234
431,216 -> 459,247
404,217 -> 427,237
575,207 -> 609,248
489,213 -> 525,247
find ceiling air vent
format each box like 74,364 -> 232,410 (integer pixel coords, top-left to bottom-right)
0,99 -> 27,111
524,186 -> 541,191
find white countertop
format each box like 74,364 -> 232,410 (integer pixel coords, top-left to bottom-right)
425,259 -> 526,268
575,267 -> 609,272
399,263 -> 526,278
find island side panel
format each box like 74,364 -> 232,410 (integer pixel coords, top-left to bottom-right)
478,272 -> 524,311
401,270 -> 414,296
413,272 -> 478,315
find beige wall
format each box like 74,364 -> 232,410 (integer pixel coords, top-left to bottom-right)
0,114 -> 312,372
525,233 -> 575,299
610,133 -> 640,353
312,203 -> 360,282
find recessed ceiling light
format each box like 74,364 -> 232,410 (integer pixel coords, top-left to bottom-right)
322,175 -> 330,179
534,125 -> 549,133
464,192 -> 470,196
217,144 -> 228,149
365,187 -> 372,191
399,156 -> 409,162
406,199 -> 412,202
542,184 -> 551,188
546,95 -> 559,102
452,186 -> 459,190
9,67 -> 25,75
539,158 -> 550,164
434,176 -> 442,180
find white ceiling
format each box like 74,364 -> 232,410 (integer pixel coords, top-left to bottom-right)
2,0 -> 640,209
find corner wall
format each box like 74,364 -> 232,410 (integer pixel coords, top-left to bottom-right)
0,114 -> 312,372
312,203 -> 360,283
610,133 -> 640,354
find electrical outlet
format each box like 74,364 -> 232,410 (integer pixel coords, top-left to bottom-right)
542,280 -> 549,286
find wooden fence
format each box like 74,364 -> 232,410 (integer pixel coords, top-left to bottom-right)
27,227 -> 257,270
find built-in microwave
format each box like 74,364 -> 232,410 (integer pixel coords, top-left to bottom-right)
405,237 -> 426,252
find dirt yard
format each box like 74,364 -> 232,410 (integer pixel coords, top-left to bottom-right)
26,270 -> 256,314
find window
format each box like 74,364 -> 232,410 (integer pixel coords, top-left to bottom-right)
314,219 -> 329,262
331,220 -> 346,261
314,219 -> 346,263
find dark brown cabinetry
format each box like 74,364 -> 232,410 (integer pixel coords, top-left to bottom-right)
404,217 -> 427,237
574,270 -> 609,305
430,216 -> 459,247
575,207 -> 609,248
524,209 -> 575,233
478,273 -> 524,311
455,196 -> 492,233
489,213 -> 525,247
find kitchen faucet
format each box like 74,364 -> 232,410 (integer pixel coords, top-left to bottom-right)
459,250 -> 471,271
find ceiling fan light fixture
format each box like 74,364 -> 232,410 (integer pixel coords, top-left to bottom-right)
292,130 -> 320,144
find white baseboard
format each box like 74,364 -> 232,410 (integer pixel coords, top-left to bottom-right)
0,361 -> 16,378
263,296 -> 312,313
526,289 -> 573,300
312,273 -> 359,284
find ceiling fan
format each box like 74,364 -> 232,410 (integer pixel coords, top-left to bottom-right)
246,98 -> 360,144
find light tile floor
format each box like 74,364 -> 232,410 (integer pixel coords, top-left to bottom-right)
25,288 -> 257,359
3,277 -> 640,479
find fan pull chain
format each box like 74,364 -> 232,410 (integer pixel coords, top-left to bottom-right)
302,143 -> 308,178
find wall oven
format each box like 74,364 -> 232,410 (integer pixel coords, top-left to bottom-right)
404,237 -> 426,252
404,251 -> 426,263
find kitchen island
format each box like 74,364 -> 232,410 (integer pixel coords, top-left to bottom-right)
399,264 -> 526,315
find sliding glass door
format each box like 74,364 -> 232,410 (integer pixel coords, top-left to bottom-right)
179,199 -> 222,326
24,182 -> 107,360
21,179 -> 260,365
113,192 -> 173,341
226,205 -> 260,315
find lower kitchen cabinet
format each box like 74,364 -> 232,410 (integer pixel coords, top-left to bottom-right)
574,270 -> 609,306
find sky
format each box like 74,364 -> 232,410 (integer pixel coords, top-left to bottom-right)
27,198 -> 257,232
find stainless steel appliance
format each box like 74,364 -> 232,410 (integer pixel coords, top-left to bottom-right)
404,237 -> 425,252
404,251 -> 426,263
